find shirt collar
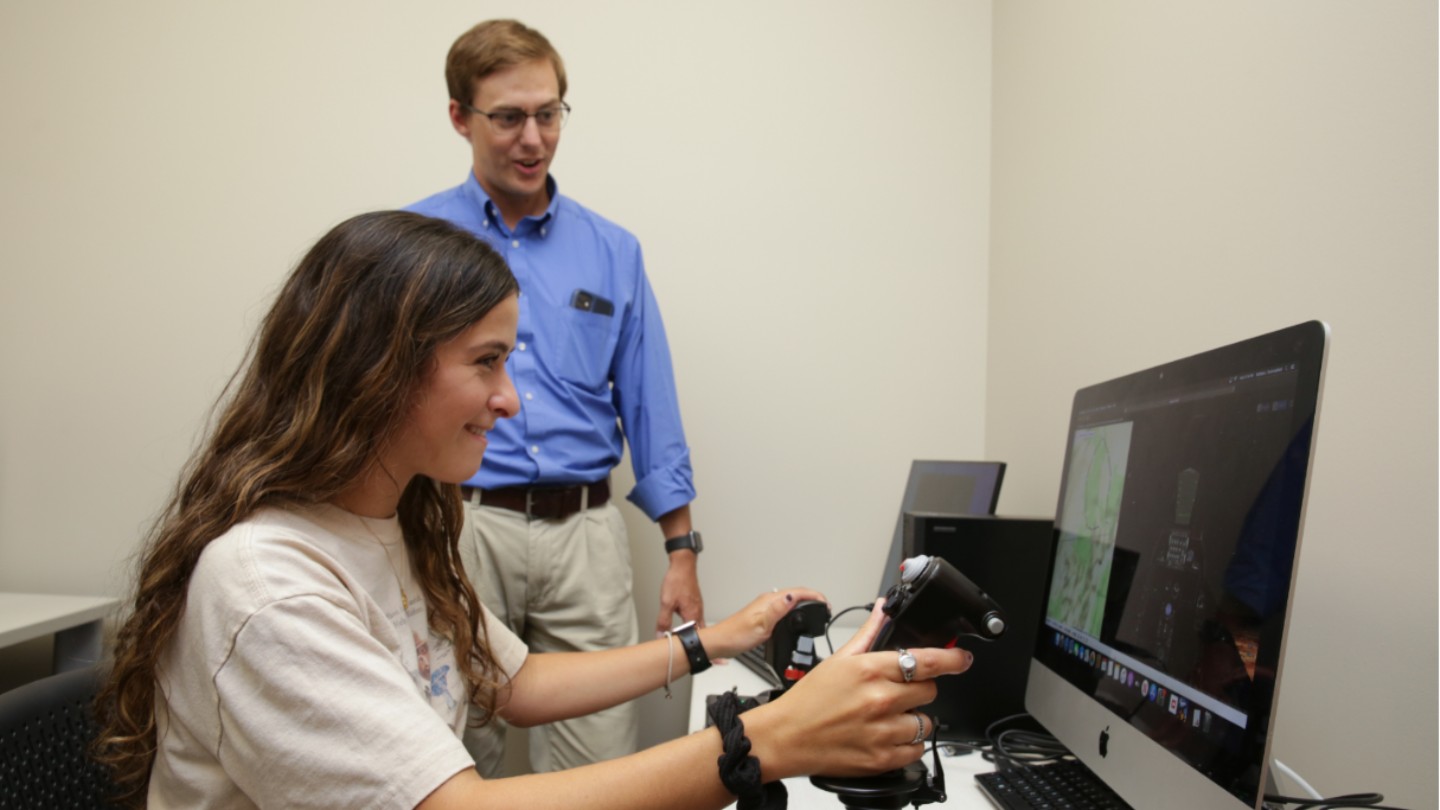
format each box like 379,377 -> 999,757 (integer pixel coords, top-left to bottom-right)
465,172 -> 558,237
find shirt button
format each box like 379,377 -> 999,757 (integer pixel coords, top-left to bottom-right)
525,392 -> 534,401
530,445 -> 540,455
518,342 -> 527,351
540,227 -> 548,236
511,240 -> 520,248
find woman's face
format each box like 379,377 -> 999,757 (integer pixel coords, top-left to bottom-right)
386,294 -> 521,486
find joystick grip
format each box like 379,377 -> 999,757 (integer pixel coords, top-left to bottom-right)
871,555 -> 1007,652
765,599 -> 831,691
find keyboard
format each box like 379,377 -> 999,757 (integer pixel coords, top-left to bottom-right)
975,760 -> 1133,810
734,645 -> 781,688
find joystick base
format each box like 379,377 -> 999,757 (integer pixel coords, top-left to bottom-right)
810,762 -> 929,809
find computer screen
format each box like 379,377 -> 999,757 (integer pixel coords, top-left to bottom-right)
877,460 -> 1006,595
1025,321 -> 1329,810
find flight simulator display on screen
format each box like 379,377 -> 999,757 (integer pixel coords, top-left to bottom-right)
1026,321 -> 1329,810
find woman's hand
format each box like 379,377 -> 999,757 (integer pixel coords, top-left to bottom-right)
736,600 -> 975,781
697,587 -> 828,660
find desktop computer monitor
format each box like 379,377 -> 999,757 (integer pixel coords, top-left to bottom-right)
1024,321 -> 1329,810
877,460 -> 1006,595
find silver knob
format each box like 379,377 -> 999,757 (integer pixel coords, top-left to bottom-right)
899,555 -> 931,583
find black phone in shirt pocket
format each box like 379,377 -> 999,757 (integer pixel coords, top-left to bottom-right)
556,290 -> 618,389
570,289 -> 615,317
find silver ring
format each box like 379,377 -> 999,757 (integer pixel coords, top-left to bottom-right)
897,648 -> 917,683
909,712 -> 927,745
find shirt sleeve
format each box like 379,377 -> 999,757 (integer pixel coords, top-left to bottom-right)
212,595 -> 474,810
480,602 -> 528,679
610,243 -> 696,521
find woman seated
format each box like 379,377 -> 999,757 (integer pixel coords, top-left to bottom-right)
96,211 -> 972,809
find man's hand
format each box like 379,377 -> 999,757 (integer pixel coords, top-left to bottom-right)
656,551 -> 703,634
655,505 -> 703,634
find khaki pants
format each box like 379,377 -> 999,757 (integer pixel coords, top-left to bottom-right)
459,499 -> 640,776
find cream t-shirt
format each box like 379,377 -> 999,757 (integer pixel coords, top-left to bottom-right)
148,503 -> 527,809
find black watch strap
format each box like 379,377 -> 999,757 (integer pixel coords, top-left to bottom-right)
664,530 -> 703,555
673,620 -> 710,674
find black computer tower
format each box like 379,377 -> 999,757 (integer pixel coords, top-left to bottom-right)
902,512 -> 1054,742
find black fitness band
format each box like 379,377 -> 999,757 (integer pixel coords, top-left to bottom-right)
673,620 -> 711,675
707,690 -> 787,810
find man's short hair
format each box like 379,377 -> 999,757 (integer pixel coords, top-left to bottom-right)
446,19 -> 568,104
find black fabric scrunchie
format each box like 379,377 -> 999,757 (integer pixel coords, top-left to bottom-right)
706,690 -> 788,810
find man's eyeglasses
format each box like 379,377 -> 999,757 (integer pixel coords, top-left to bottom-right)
462,102 -> 571,134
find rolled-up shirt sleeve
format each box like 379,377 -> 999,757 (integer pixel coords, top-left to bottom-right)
611,245 -> 695,521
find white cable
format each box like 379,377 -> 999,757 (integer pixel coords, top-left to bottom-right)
1270,758 -> 1324,800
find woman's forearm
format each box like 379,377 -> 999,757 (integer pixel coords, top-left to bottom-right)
500,593 -> 814,726
499,634 -> 684,726
419,726 -> 738,810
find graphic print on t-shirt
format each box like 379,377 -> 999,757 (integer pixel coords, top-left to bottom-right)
415,629 -> 460,711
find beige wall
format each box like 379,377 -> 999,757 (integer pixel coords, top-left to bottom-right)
0,0 -> 992,753
988,2 -> 1436,807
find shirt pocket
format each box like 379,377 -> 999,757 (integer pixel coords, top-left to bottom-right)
555,306 -> 616,390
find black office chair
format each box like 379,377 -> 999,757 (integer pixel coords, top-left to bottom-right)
0,664 -> 119,809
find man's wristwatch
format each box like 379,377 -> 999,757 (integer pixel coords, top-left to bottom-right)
672,620 -> 711,674
664,530 -> 703,555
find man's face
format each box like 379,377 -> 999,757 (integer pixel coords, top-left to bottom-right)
449,58 -> 563,222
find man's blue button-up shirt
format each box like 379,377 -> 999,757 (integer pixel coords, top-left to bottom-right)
406,174 -> 695,521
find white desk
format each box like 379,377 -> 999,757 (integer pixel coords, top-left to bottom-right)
690,660 -> 998,809
0,592 -> 118,672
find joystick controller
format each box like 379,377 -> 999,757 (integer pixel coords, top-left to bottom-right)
870,554 -> 1007,653
704,600 -> 831,729
765,599 -> 831,693
812,555 -> 1008,808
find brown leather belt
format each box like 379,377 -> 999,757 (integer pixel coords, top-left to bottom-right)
460,479 -> 610,521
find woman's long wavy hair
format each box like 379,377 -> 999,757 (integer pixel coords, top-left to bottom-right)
94,211 -> 520,806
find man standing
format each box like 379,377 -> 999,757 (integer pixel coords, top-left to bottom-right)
406,20 -> 704,775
